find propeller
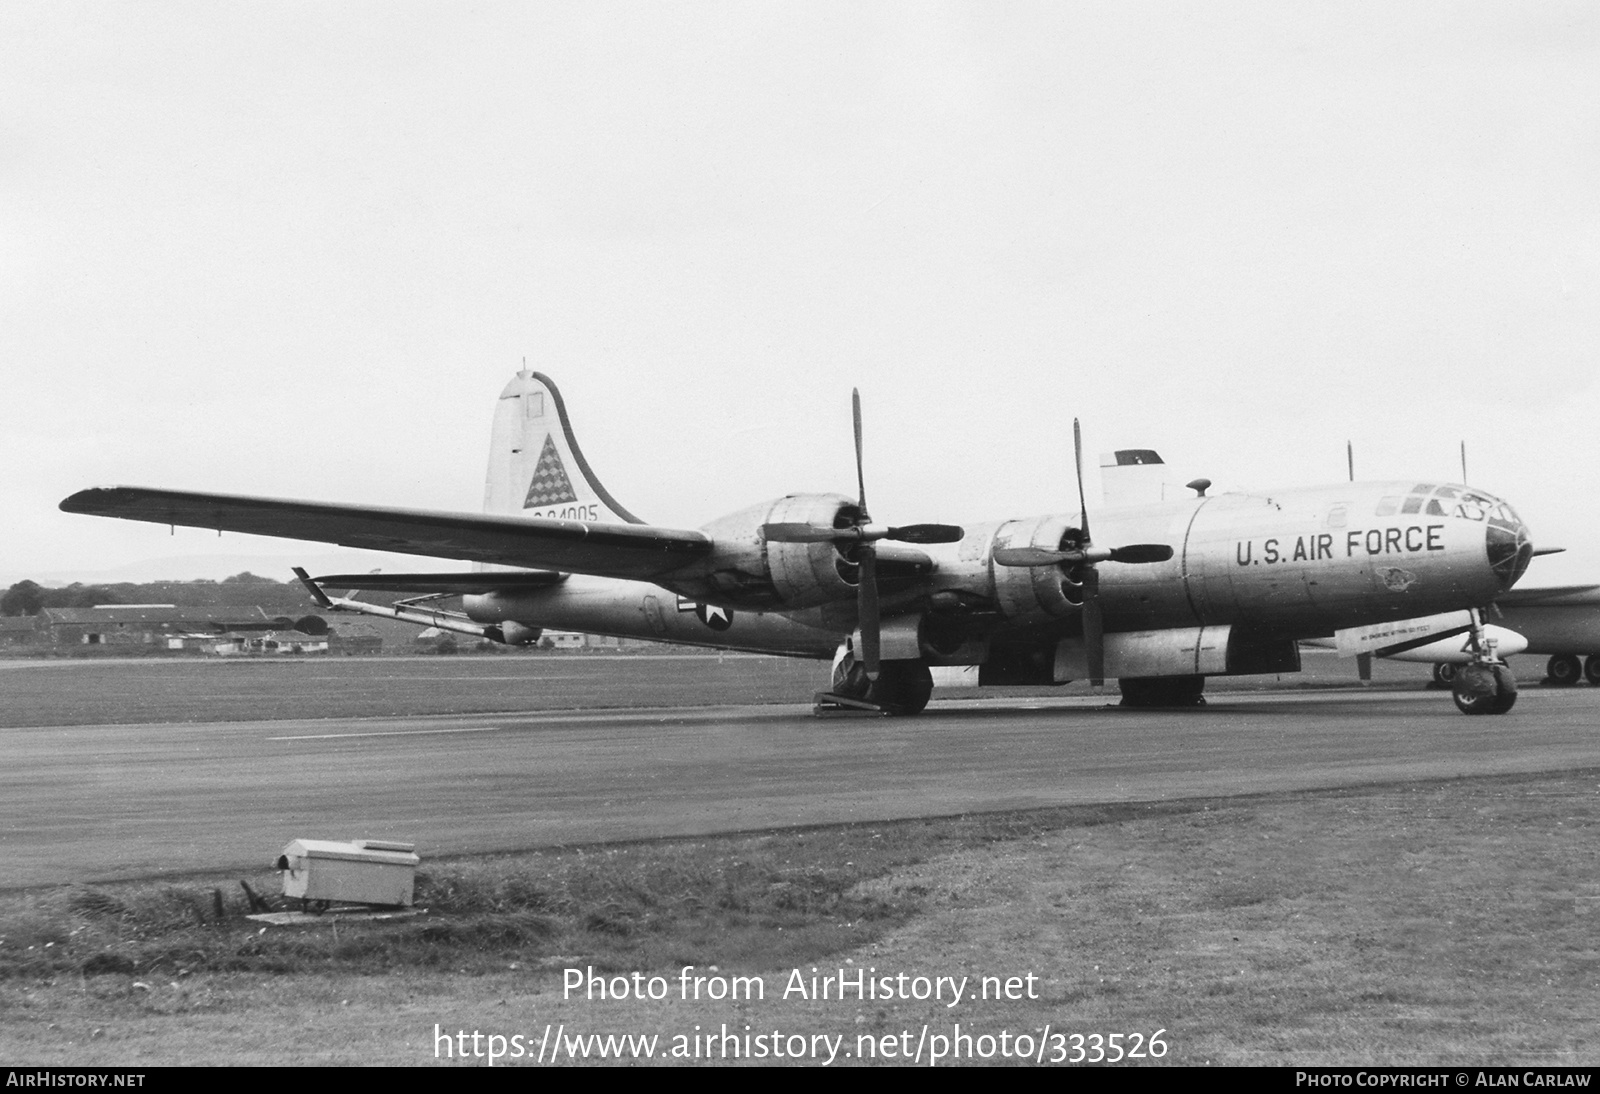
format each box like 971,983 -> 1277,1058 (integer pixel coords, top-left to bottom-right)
763,522 -> 964,545
1073,420 -> 1107,686
761,390 -> 964,680
991,543 -> 1173,567
992,419 -> 1174,687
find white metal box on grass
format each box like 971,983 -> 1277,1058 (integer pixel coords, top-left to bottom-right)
276,838 -> 419,907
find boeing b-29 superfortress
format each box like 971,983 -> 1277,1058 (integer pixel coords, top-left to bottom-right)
62,370 -> 1537,715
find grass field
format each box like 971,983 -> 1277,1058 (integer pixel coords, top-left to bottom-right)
3,771 -> 1597,1066
0,652 -> 829,727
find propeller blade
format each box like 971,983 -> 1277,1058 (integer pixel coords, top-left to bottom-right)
993,546 -> 1073,567
1082,567 -> 1105,686
852,388 -> 868,518
1106,543 -> 1174,564
995,542 -> 1173,567
857,544 -> 880,680
886,523 -> 965,544
762,522 -> 844,543
1073,418 -> 1091,547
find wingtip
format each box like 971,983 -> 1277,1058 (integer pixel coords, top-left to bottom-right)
59,486 -> 114,514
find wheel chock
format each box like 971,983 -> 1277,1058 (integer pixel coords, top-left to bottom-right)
812,691 -> 890,717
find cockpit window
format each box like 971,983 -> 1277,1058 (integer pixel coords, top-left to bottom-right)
1327,505 -> 1347,528
1468,493 -> 1523,530
1412,484 -> 1434,494
1401,496 -> 1423,514
1423,488 -> 1523,526
1452,490 -> 1501,521
1375,496 -> 1400,516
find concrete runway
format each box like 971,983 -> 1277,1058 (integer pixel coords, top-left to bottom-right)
5,682 -> 1599,889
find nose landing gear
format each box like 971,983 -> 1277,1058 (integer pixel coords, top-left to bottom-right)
1452,608 -> 1517,715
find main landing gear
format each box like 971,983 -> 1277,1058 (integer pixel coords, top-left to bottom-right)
816,646 -> 934,716
1545,654 -> 1584,687
1450,608 -> 1517,716
1542,654 -> 1600,687
1447,653 -> 1600,690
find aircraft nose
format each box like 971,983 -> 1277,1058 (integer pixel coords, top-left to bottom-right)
1485,515 -> 1532,591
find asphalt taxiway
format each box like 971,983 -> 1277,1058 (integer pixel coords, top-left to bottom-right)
5,685 -> 1599,888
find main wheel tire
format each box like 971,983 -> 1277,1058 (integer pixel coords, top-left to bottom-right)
1546,654 -> 1583,687
1453,662 -> 1517,715
1586,655 -> 1600,686
1488,663 -> 1518,713
873,661 -> 934,715
831,654 -> 933,715
1431,662 -> 1458,687
1118,675 -> 1207,708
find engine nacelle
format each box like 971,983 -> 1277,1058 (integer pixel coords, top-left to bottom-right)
486,621 -> 543,646
865,613 -> 990,666
681,493 -> 866,611
988,514 -> 1089,623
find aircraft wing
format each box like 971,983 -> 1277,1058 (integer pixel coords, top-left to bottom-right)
1494,584 -> 1600,607
59,486 -> 712,582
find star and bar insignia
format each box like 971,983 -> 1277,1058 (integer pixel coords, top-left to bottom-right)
677,596 -> 734,630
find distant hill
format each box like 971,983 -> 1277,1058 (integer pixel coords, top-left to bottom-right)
4,573 -> 321,615
0,549 -> 466,589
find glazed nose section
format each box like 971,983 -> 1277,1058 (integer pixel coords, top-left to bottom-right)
1486,516 -> 1532,591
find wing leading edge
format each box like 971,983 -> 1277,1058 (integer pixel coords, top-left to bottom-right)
59,486 -> 712,582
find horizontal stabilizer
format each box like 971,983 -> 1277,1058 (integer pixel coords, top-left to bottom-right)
311,571 -> 567,594
292,566 -> 520,644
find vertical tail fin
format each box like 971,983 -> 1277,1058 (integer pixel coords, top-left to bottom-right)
482,371 -> 644,525
1099,449 -> 1185,507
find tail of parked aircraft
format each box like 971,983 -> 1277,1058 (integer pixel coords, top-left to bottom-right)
1100,449 -> 1183,507
482,370 -> 644,525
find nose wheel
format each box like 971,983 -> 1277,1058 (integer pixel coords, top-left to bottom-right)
1451,608 -> 1517,715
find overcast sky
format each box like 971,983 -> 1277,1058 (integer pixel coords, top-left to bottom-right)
3,2 -> 1596,588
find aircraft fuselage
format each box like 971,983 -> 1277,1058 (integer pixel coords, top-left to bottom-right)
467,479 -> 1530,667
